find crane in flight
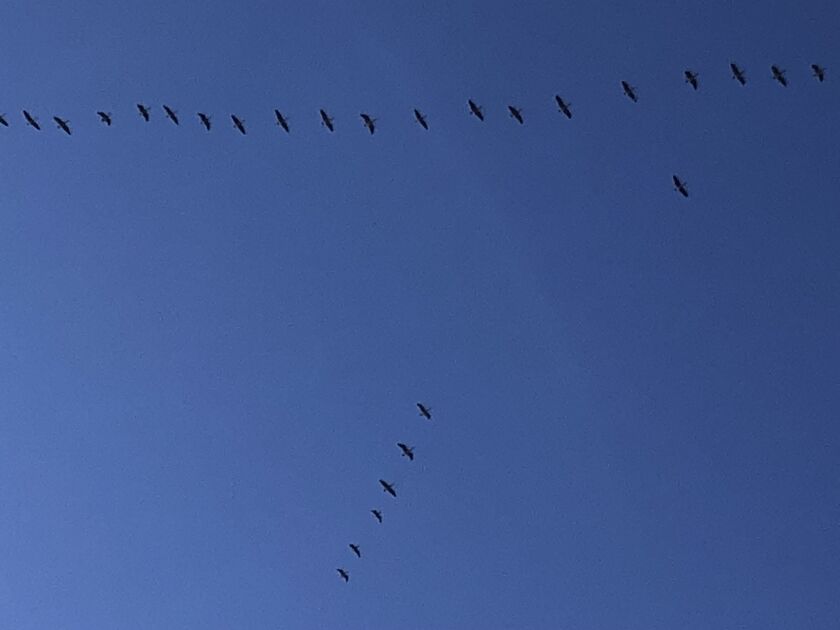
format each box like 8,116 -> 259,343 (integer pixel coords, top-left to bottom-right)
508,105 -> 524,124
163,105 -> 179,125
413,108 -> 428,129
730,63 -> 747,85
320,109 -> 334,132
97,111 -> 112,126
0,114 -> 8,127
672,175 -> 689,198
337,568 -> 349,583
23,110 -> 41,130
621,80 -> 638,102
811,64 -> 826,82
468,99 -> 484,121
349,544 -> 361,558
360,113 -> 376,134
554,95 -> 572,119
417,403 -> 432,420
197,112 -> 211,130
137,103 -> 151,121
771,65 -> 788,87
274,109 -> 290,133
379,479 -> 397,497
371,509 -> 383,523
53,116 -> 72,135
684,70 -> 699,90
231,114 -> 246,134
397,443 -> 415,461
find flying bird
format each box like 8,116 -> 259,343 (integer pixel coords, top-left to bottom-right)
417,403 -> 432,420
771,65 -> 788,87
53,116 -> 71,135
468,99 -> 484,121
379,479 -> 397,498
137,103 -> 151,121
673,175 -> 689,198
413,108 -> 428,130
274,109 -> 290,133
730,63 -> 747,85
23,110 -> 41,130
163,105 -> 179,125
397,443 -> 414,461
197,112 -> 211,130
360,113 -> 376,134
508,105 -> 524,124
349,544 -> 361,558
97,111 -> 112,126
320,109 -> 334,132
554,95 -> 572,119
231,115 -> 246,134
621,80 -> 638,102
337,568 -> 349,583
0,114 -> 8,127
684,70 -> 699,90
811,64 -> 826,82
371,509 -> 383,523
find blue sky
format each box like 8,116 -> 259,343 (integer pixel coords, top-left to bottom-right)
1,1 -> 839,628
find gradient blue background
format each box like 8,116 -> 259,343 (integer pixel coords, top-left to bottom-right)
1,2 -> 839,628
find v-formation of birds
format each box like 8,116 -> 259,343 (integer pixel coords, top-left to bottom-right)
337,403 -> 431,584
2,62 -> 827,199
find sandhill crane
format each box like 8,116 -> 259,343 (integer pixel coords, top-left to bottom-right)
673,175 -> 689,198
53,116 -> 71,135
468,99 -> 484,121
621,80 -> 638,102
554,96 -> 572,119
379,479 -> 397,497
197,112 -> 211,130
771,65 -> 788,87
23,110 -> 41,130
360,113 -> 376,134
231,114 -> 246,134
811,64 -> 826,82
684,70 -> 699,90
730,63 -> 747,85
137,103 -> 151,121
97,111 -> 112,126
508,105 -> 524,124
413,108 -> 428,129
417,403 -> 432,420
320,109 -> 334,132
337,568 -> 349,582
163,105 -> 179,125
397,443 -> 415,461
349,544 -> 361,558
274,109 -> 290,133
371,509 -> 382,523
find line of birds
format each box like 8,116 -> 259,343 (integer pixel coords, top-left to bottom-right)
336,402 -> 432,584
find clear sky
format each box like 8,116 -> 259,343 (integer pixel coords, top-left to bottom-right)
1,2 -> 839,628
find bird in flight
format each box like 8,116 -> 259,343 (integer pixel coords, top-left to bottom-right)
771,65 -> 788,87
413,108 -> 428,130
320,109 -> 334,132
163,105 -> 179,125
0,114 -> 8,127
97,111 -> 112,126
137,103 -> 151,121
53,116 -> 72,135
621,80 -> 638,102
554,95 -> 572,119
337,568 -> 349,583
468,99 -> 484,121
349,544 -> 361,558
684,70 -> 699,90
23,110 -> 41,130
673,175 -> 689,198
417,403 -> 432,420
197,112 -> 211,130
360,113 -> 376,134
730,62 -> 747,85
811,64 -> 826,82
397,443 -> 415,461
274,109 -> 290,133
508,105 -> 524,124
379,479 -> 397,497
371,509 -> 383,523
231,114 -> 246,134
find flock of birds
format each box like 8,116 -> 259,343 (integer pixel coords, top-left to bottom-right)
2,62 -> 828,198
336,402 -> 433,584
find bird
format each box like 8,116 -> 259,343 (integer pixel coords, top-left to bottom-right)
320,109 -> 334,132
360,113 -> 376,134
53,116 -> 71,135
554,95 -> 572,119
231,114 -> 246,134
163,105 -> 179,125
684,70 -> 699,90
371,509 -> 383,523
508,105 -> 524,124
197,112 -> 211,130
379,479 -> 397,497
417,403 -> 432,420
97,111 -> 112,126
23,110 -> 41,130
811,64 -> 826,82
337,568 -> 349,583
730,62 -> 747,85
137,103 -> 151,121
349,544 -> 361,558
771,65 -> 788,87
274,109 -> 290,133
0,114 -> 8,127
397,443 -> 415,461
621,80 -> 638,102
413,108 -> 428,130
673,174 -> 689,198
468,99 -> 484,121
